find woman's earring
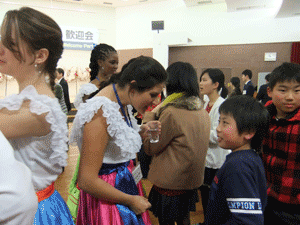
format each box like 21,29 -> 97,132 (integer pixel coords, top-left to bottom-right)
35,64 -> 41,74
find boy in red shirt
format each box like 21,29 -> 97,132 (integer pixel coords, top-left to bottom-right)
263,62 -> 300,224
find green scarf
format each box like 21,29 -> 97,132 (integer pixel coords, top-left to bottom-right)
161,92 -> 184,107
157,93 -> 203,118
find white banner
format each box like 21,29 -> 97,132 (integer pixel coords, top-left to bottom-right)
61,26 -> 99,51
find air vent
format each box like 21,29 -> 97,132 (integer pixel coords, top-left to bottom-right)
198,0 -> 212,5
103,2 -> 113,5
236,5 -> 265,11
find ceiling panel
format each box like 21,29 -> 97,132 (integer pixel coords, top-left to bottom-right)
50,0 -> 168,8
276,0 -> 300,18
41,0 -> 300,18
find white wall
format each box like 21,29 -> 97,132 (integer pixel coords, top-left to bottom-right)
0,0 -> 116,68
116,0 -> 300,50
0,0 -> 117,100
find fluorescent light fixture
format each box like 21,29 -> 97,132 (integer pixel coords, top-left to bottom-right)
198,0 -> 212,5
236,5 -> 266,11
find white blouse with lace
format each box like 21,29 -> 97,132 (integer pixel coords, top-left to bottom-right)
73,83 -> 98,109
70,96 -> 141,164
0,85 -> 69,191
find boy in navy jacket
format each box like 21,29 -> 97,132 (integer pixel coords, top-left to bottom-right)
262,62 -> 300,225
205,96 -> 270,225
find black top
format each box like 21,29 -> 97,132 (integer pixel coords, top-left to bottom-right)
59,78 -> 71,112
256,84 -> 271,105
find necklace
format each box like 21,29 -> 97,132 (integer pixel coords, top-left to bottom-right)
112,83 -> 132,127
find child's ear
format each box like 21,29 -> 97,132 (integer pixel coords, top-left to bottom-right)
244,131 -> 255,140
267,87 -> 272,98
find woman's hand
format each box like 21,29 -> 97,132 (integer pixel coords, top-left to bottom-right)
128,195 -> 151,215
151,102 -> 163,114
139,120 -> 161,139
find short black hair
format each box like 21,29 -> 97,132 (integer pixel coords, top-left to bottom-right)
242,69 -> 252,79
268,62 -> 300,90
219,95 -> 270,152
166,62 -> 199,97
265,74 -> 270,82
56,68 -> 64,76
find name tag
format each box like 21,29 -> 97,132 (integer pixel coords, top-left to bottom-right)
132,163 -> 143,184
243,90 -> 246,95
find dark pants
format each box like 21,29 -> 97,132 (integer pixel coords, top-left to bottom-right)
158,212 -> 190,225
199,167 -> 218,217
264,197 -> 300,225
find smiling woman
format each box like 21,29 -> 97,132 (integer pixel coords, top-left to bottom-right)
73,43 -> 119,109
69,56 -> 167,225
0,7 -> 74,225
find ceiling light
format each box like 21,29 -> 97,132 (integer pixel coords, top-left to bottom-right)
236,5 -> 266,11
198,0 -> 212,5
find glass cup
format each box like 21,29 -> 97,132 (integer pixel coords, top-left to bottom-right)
148,123 -> 159,143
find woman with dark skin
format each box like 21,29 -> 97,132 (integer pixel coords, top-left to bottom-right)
73,43 -> 118,109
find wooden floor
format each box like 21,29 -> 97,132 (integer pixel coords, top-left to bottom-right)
55,122 -> 204,225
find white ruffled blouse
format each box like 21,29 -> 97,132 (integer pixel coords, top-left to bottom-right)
73,83 -> 98,109
0,85 -> 69,191
70,96 -> 142,164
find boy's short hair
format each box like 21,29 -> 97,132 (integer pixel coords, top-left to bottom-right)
268,62 -> 300,90
56,68 -> 64,76
265,74 -> 270,82
242,69 -> 252,79
219,95 -> 270,152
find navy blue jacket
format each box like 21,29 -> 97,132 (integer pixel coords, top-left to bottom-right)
205,150 -> 267,225
243,81 -> 255,97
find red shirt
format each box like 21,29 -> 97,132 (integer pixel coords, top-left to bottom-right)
262,102 -> 300,204
206,103 -> 213,114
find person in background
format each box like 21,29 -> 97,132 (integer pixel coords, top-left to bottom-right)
262,63 -> 300,225
56,68 -> 71,112
199,68 -> 231,221
228,76 -> 242,98
0,130 -> 38,224
205,95 -> 269,225
54,74 -> 68,114
70,56 -> 167,225
73,43 -> 118,109
0,7 -> 73,224
256,73 -> 271,105
143,62 -> 210,225
241,69 -> 255,97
